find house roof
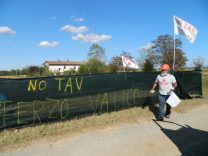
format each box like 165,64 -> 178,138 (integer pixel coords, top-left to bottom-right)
45,61 -> 84,66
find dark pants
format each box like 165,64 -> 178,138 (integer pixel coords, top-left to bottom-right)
158,94 -> 171,118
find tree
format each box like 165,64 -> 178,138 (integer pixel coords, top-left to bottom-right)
151,34 -> 187,70
120,51 -> 133,59
62,69 -> 77,75
29,66 -> 41,76
78,64 -> 90,74
108,56 -> 123,72
108,51 -> 135,72
88,44 -> 106,62
138,43 -> 154,67
193,56 -> 204,71
141,59 -> 155,72
0,70 -> 16,76
78,58 -> 109,74
40,65 -> 54,76
21,65 -> 53,77
21,68 -> 28,75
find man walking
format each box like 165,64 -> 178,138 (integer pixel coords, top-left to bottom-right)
149,64 -> 177,121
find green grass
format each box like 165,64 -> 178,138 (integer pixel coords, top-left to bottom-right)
0,98 -> 207,152
202,72 -> 208,98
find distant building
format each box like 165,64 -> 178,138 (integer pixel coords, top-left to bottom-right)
44,61 -> 84,73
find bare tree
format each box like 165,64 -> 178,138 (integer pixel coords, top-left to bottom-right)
193,56 -> 204,71
138,43 -> 154,67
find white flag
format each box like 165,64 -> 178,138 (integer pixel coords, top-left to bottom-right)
174,16 -> 198,43
121,56 -> 139,69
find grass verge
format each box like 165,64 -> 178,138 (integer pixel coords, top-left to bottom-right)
0,98 -> 207,152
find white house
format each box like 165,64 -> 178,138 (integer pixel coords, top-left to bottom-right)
44,61 -> 84,73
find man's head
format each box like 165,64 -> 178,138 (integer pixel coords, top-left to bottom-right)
160,64 -> 170,72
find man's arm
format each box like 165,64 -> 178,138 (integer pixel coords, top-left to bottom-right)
149,82 -> 157,93
167,82 -> 177,95
173,82 -> 177,90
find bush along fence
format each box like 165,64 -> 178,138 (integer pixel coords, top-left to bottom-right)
0,71 -> 202,130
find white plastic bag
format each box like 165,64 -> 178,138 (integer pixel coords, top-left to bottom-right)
166,91 -> 181,108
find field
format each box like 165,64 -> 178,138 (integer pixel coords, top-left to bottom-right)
0,75 -> 27,79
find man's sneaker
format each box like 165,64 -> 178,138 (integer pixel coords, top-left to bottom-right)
156,117 -> 164,121
164,113 -> 171,118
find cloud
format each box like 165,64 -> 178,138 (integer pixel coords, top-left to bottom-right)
60,25 -> 88,33
51,16 -> 56,20
0,26 -> 16,35
74,17 -> 85,22
39,41 -> 59,48
72,33 -> 112,43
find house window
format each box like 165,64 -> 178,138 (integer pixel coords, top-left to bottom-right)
64,66 -> 66,69
74,66 -> 76,70
59,68 -> 61,71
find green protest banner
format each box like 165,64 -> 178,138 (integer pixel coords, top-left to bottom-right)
0,72 -> 202,130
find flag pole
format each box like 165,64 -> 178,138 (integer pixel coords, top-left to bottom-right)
173,34 -> 176,71
173,16 -> 176,71
121,56 -> 125,72
121,56 -> 127,79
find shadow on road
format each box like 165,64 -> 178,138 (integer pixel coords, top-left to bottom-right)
153,119 -> 208,156
142,96 -> 158,119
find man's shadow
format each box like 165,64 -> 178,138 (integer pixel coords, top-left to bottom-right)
142,95 -> 159,118
142,95 -> 208,155
153,120 -> 208,155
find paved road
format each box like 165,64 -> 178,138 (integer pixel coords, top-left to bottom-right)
2,104 -> 208,156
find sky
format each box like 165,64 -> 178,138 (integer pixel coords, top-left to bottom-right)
0,0 -> 208,70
